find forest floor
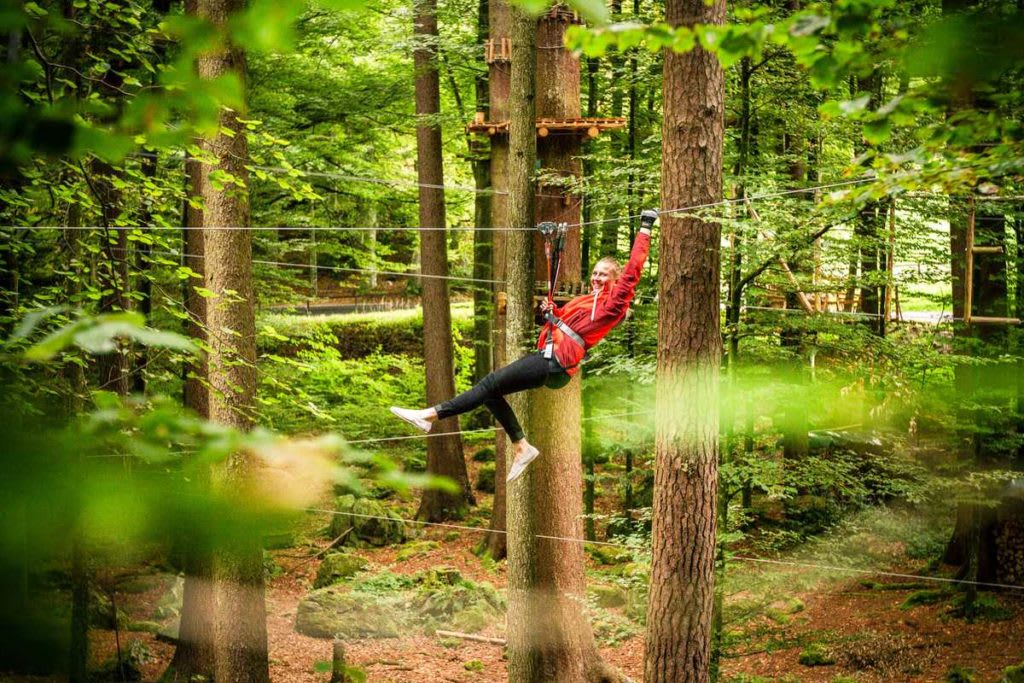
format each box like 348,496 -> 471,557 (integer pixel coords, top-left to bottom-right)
80,454 -> 1024,683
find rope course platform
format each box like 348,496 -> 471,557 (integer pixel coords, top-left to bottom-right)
466,116 -> 627,139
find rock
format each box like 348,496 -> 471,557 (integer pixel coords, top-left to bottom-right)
156,618 -> 179,644
295,586 -> 403,639
154,576 -> 184,620
798,643 -> 835,667
589,584 -> 628,609
475,463 -> 496,493
314,552 -> 369,588
411,568 -> 504,633
88,590 -> 129,630
397,541 -> 440,561
330,495 -> 406,547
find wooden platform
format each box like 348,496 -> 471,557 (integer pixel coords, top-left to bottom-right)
467,117 -> 627,138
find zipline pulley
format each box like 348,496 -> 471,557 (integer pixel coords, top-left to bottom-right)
538,221 -> 568,305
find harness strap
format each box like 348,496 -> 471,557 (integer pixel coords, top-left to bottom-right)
543,312 -> 586,363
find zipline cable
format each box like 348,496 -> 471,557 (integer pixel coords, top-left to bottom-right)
0,173 -> 880,233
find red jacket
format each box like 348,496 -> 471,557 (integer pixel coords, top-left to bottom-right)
537,231 -> 651,376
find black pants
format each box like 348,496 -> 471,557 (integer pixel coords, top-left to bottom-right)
435,352 -> 570,442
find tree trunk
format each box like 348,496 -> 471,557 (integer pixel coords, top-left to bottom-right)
506,8 -> 621,682
414,0 -> 473,521
93,161 -> 132,395
165,150 -> 215,683
644,0 -> 725,681
471,0 -> 493,386
481,0 -> 512,560
190,1 -> 269,680
132,150 -> 158,394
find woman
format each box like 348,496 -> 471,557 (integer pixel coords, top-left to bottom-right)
391,216 -> 654,483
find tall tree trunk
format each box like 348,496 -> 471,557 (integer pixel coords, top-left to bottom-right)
414,0 -> 473,521
507,8 -> 621,682
93,162 -> 131,394
471,0 -> 494,386
504,7 -> 541,678
133,151 -> 158,394
165,150 -> 215,682
192,1 -> 269,680
645,0 -> 725,681
481,0 -> 512,560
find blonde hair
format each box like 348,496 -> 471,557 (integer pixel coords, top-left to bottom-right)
594,256 -> 622,281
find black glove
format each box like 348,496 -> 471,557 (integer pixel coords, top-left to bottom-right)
640,209 -> 658,233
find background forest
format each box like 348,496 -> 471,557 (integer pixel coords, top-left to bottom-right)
2,0 -> 1024,681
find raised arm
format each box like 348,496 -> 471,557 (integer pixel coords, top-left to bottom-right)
607,211 -> 656,311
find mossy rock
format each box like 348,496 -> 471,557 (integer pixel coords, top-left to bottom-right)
410,567 -> 504,633
88,590 -> 129,630
475,463 -> 496,493
1000,663 -> 1024,683
314,552 -> 369,588
156,618 -> 179,644
397,540 -> 440,561
798,643 -> 835,667
589,584 -> 628,609
154,576 -> 184,620
472,447 -> 495,463
901,589 -> 949,609
330,495 -> 406,547
295,586 -> 403,639
464,659 -> 485,672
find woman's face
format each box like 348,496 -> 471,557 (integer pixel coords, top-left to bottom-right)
591,262 -> 616,292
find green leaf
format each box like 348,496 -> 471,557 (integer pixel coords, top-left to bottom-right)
839,93 -> 871,115
788,12 -> 830,38
510,0 -> 549,17
565,0 -> 609,25
862,118 -> 892,145
9,306 -> 65,343
228,0 -> 303,53
310,0 -> 367,10
23,2 -> 48,18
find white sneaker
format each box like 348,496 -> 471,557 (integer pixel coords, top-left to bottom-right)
390,406 -> 432,433
506,445 -> 540,482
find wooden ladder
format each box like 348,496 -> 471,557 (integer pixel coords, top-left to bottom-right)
964,197 -> 1021,326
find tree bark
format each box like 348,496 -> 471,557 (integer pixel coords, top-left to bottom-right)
414,0 -> 473,521
190,1 -> 269,680
506,8 -> 621,683
644,0 -> 725,681
481,0 -> 512,560
471,0 -> 494,386
165,149 -> 215,682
